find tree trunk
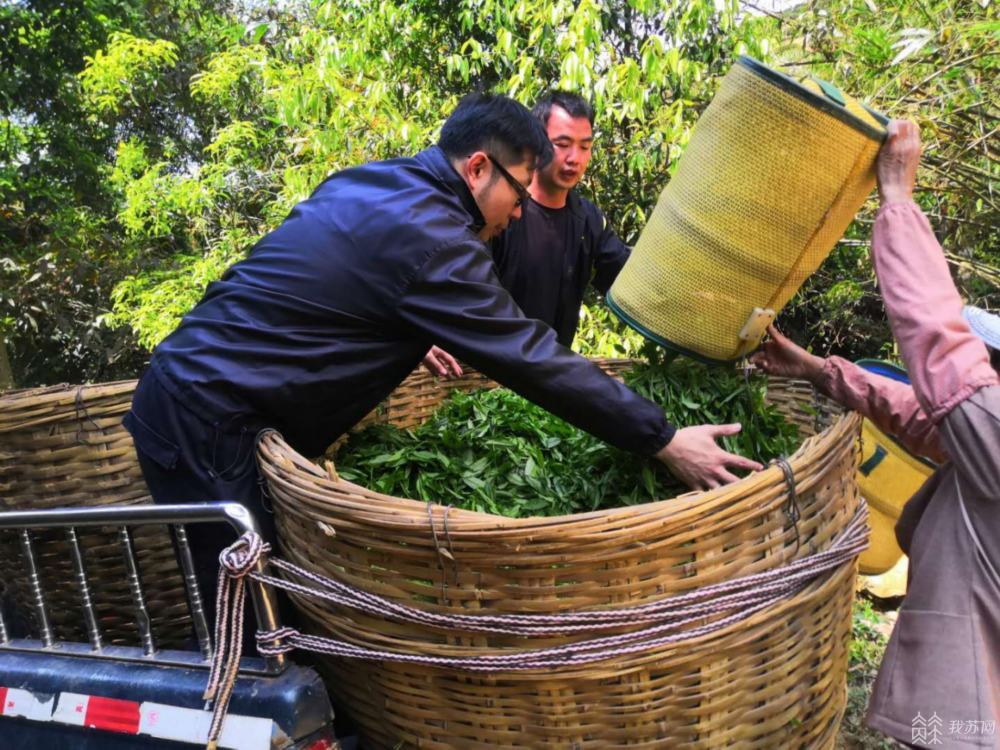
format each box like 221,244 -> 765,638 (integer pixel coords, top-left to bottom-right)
0,337 -> 14,391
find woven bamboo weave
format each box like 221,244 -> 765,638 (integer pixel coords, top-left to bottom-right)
0,381 -> 193,647
260,360 -> 863,749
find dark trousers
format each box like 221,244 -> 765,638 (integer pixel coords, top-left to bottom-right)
124,370 -> 282,654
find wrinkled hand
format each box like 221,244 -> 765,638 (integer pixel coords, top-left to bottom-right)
749,326 -> 825,383
422,346 -> 463,380
656,424 -> 763,492
877,119 -> 921,206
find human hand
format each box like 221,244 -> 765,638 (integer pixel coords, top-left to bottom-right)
877,120 -> 921,206
749,326 -> 825,383
655,424 -> 763,492
423,346 -> 464,380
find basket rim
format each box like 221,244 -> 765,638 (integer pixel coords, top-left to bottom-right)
605,291 -> 741,366
738,55 -> 888,141
0,380 -> 138,434
0,379 -> 138,408
259,376 -> 860,530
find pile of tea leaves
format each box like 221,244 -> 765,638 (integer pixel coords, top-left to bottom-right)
335,353 -> 802,517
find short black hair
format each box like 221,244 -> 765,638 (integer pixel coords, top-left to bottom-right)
532,90 -> 595,128
439,93 -> 553,170
990,345 -> 1000,372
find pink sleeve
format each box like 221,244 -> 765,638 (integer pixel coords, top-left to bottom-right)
818,356 -> 947,463
870,202 -> 999,422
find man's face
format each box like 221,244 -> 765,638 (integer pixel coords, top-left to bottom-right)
466,153 -> 534,240
539,105 -> 594,191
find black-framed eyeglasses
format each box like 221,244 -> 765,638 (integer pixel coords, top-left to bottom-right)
486,154 -> 531,208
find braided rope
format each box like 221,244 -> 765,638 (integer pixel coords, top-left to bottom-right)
771,456 -> 802,552
257,510 -> 867,636
254,593 -> 786,670
203,503 -> 869,746
73,386 -> 106,445
203,532 -> 267,749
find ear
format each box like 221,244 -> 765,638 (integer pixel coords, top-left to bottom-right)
466,151 -> 489,181
462,151 -> 493,195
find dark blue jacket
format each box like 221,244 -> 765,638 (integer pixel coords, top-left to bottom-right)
491,189 -> 631,346
149,146 -> 674,457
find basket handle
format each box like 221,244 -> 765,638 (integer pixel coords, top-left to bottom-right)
806,76 -> 846,106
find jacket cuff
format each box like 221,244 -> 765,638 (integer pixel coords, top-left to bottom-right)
875,200 -> 920,220
641,418 -> 676,458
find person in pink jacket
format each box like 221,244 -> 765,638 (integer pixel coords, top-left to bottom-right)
751,120 -> 1000,749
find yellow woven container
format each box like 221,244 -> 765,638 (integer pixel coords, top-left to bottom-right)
857,420 -> 935,575
857,418 -> 932,575
608,56 -> 887,363
850,361 -> 936,576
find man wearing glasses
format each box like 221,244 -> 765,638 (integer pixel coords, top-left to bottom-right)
424,91 -> 632,376
123,92 -> 759,649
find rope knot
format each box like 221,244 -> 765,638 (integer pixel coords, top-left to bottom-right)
256,626 -> 299,655
204,531 -> 271,746
219,532 -> 269,579
770,457 -> 802,553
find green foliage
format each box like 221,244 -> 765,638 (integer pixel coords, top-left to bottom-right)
843,596 -> 895,749
850,597 -> 888,666
775,0 -> 1000,361
4,0 -> 996,388
95,0 -> 776,351
107,246 -> 245,349
0,0 -> 230,385
79,32 -> 179,115
571,301 -> 646,358
335,356 -> 801,517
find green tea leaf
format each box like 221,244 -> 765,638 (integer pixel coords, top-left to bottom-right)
335,357 -> 803,518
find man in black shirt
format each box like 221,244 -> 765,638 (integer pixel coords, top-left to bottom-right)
503,197 -> 573,327
423,91 -> 631,376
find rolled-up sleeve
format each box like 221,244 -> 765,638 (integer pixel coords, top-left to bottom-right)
871,202 -> 999,421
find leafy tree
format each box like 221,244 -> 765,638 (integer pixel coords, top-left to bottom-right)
0,0 -> 231,385
4,0 -> 995,386
97,0 -> 775,352
771,0 -> 999,360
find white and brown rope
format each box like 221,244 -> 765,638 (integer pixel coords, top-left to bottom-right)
202,502 -> 869,746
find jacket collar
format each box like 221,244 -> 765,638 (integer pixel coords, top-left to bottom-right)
565,188 -> 587,219
416,146 -> 486,233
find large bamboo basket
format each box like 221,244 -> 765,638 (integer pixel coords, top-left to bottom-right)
0,382 -> 193,647
260,359 -> 862,749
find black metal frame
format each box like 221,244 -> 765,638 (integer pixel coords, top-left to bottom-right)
0,502 -> 287,676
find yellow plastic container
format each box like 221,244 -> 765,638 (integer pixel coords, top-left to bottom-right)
857,418 -> 936,575
608,57 -> 888,363
853,361 -> 937,576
